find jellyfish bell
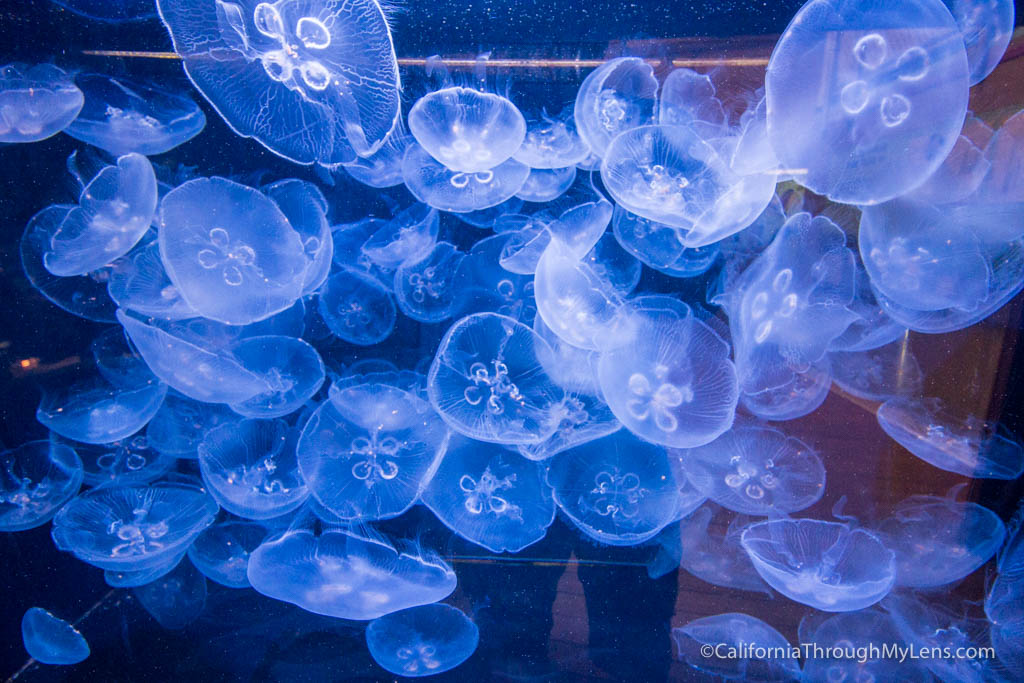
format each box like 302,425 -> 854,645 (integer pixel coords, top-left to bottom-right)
21,608 -> 90,666
366,604 -> 480,677
574,57 -> 658,158
402,142 -> 531,213
0,441 -> 83,533
0,63 -> 84,144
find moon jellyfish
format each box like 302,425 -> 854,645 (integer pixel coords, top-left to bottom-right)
361,203 -> 439,271
877,396 -> 1024,479
573,57 -> 657,158
63,74 -> 206,156
0,441 -> 83,532
366,604 -> 479,677
830,340 -> 923,401
515,166 -> 577,203
44,153 -> 158,277
420,435 -> 555,553
514,107 -> 590,169
342,128 -> 413,188
227,336 -> 325,418
188,519 -> 267,588
0,63 -> 83,144
409,87 -> 526,173
450,235 -> 536,320
51,481 -> 218,571
677,503 -> 773,595
394,242 -> 465,324
597,307 -> 739,449
612,206 -> 720,278
427,313 -> 565,445
672,613 -> 800,682
134,558 -> 207,630
156,0 -> 400,163
108,241 -> 195,320
318,267 -> 396,346
56,433 -> 174,487
297,382 -> 448,521
942,0 -> 1015,85
21,608 -> 89,666
741,518 -> 897,611
517,393 -> 621,461
658,68 -> 727,133
50,0 -> 157,22
875,493 -> 1006,587
247,529 -> 456,620
198,419 -> 308,520
264,178 -> 333,295
680,425 -> 826,516
159,177 -> 307,325
531,314 -> 602,397
800,609 -> 930,683
402,142 -> 530,213
547,431 -> 680,546
766,0 -> 970,204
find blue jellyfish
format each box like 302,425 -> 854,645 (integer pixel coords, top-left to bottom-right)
658,68 -> 727,133
264,178 -> 333,295
450,234 -> 536,320
198,419 -> 309,520
52,481 -> 218,572
677,503 -> 773,595
427,313 -> 566,445
50,0 -> 157,22
55,433 -> 174,487
156,0 -> 400,163
875,493 -> 1006,588
21,608 -> 90,666
134,558 -> 208,630
531,314 -> 602,397
516,393 -> 622,461
64,74 -> 206,156
43,153 -> 158,277
680,425 -> 826,516
497,214 -> 552,275
906,115 -> 994,206
297,382 -> 448,521
514,106 -> 590,169
741,518 -> 897,612
544,179 -> 614,255
107,241 -> 196,320
612,206 -> 720,278
104,551 -> 185,588
402,142 -> 531,213
877,395 -> 1024,479
547,431 -> 681,546
146,392 -> 237,458
318,267 -> 396,346
672,613 -> 800,681
408,87 -> 526,173
573,57 -> 657,158
0,63 -> 83,144
0,441 -> 83,533
247,529 -> 457,620
420,435 -> 555,553
227,336 -> 325,419
828,261 -> 908,353
361,203 -> 439,271
188,519 -> 267,588
394,241 -> 465,324
801,609 -> 931,682
366,604 -> 479,677
515,166 -> 577,203
942,0 -> 1015,85
830,340 -> 923,401
766,0 -> 970,204
158,177 -> 308,325
342,128 -> 413,188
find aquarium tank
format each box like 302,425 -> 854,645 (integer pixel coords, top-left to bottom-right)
1,0 -> 1024,680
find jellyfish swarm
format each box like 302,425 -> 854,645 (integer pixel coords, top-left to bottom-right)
64,74 -> 206,156
317,267 -> 397,346
573,57 -> 657,158
158,177 -> 308,325
427,313 -> 566,445
766,0 -> 970,204
679,425 -> 826,516
188,519 -> 267,588
547,431 -> 680,546
247,529 -> 456,620
876,396 -> 1024,479
942,0 -> 1015,85
21,608 -> 90,666
420,435 -> 555,553
0,63 -> 83,144
156,0 -> 400,164
366,604 -> 479,677
51,481 -> 218,572
297,382 -> 449,521
0,441 -> 83,533
672,613 -> 801,681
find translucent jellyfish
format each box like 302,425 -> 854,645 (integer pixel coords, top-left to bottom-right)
515,166 -> 577,203
497,214 -> 552,275
546,431 -> 680,546
543,180 -> 614,255
331,217 -> 390,280
514,107 -> 591,169
366,604 -> 479,677
0,63 -> 83,144
43,153 -> 158,277
134,558 -> 207,630
361,203 -> 439,270
427,313 -> 565,445
677,503 -> 773,595
21,608 -> 90,666
227,336 -> 325,419
766,0 -> 971,204
877,396 -> 1024,479
830,340 -> 923,401
680,425 -> 826,516
157,0 -> 400,163
50,0 -> 157,22
342,128 -> 413,188
198,419 -> 308,520
672,613 -> 800,681
264,179 -> 333,295
612,206 -> 720,278
875,493 -> 1006,587
63,74 -> 206,156
402,142 -> 530,213
394,242 -> 465,323
317,267 -> 396,346
741,518 -> 897,612
188,519 -> 267,588
573,57 -> 658,158
597,307 -> 739,449
108,241 -> 195,320
581,232 -> 642,296
159,177 -> 307,325
449,235 -> 537,320
942,0 -> 1015,85
516,393 -> 621,461
104,551 -> 185,588
51,481 -> 218,571
0,441 -> 83,533
420,435 -> 555,553
247,529 -> 457,620
827,261 -> 908,353
658,68 -> 727,133
297,383 -> 449,521
56,433 -> 175,487
531,314 -> 602,397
